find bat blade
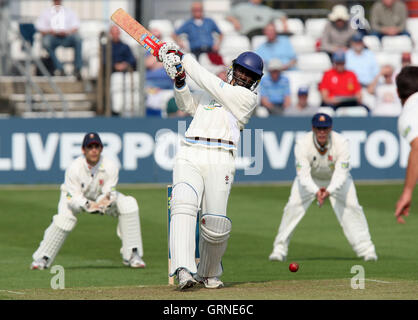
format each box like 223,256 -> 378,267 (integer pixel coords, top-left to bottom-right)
111,8 -> 162,56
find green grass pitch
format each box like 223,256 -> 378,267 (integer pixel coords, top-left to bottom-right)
0,183 -> 417,300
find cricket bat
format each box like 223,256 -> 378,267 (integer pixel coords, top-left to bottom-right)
111,8 -> 163,57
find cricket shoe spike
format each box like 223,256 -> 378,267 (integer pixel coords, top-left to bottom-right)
269,250 -> 286,262
123,248 -> 146,268
177,268 -> 197,290
194,274 -> 224,289
363,252 -> 378,262
30,256 -> 49,270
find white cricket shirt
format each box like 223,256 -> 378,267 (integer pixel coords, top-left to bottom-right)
294,131 -> 351,194
60,155 -> 118,211
398,91 -> 418,144
174,54 -> 258,151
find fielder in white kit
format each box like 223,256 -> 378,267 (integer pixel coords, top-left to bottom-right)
269,113 -> 378,262
395,66 -> 418,224
31,132 -> 146,270
158,43 -> 264,289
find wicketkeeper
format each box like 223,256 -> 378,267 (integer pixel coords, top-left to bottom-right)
31,132 -> 146,270
269,113 -> 378,262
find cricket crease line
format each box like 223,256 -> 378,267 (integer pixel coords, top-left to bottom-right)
364,279 -> 393,284
0,290 -> 25,295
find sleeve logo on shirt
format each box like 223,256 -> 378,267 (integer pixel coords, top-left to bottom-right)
402,126 -> 411,138
341,162 -> 349,169
296,162 -> 302,171
204,99 -> 222,110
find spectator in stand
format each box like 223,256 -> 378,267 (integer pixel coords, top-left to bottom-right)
283,86 -> 319,116
370,0 -> 410,40
226,0 -> 288,40
367,64 -> 402,116
345,33 -> 379,87
255,23 -> 297,71
144,28 -> 173,117
320,4 -> 356,58
319,51 -> 364,110
401,52 -> 412,68
259,58 -> 291,115
172,2 -> 223,60
107,25 -> 136,72
35,0 -> 83,79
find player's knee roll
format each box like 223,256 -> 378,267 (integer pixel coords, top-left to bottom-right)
117,195 -> 139,215
200,214 -> 232,244
171,183 -> 199,217
53,213 -> 77,232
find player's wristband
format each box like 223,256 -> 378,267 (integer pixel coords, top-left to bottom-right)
175,70 -> 186,88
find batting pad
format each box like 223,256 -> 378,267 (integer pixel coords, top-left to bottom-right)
116,195 -> 144,260
32,213 -> 77,267
169,213 -> 198,276
197,214 -> 232,278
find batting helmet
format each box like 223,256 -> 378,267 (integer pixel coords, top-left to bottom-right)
228,51 -> 264,91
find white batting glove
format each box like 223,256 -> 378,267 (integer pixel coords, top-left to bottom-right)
158,42 -> 180,62
163,53 -> 184,79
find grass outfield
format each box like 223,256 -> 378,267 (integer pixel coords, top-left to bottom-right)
0,184 -> 417,300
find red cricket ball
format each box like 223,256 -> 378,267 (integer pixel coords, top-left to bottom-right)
289,263 -> 299,272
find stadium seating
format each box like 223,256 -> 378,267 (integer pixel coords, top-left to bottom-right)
296,52 -> 332,72
304,18 -> 328,40
213,18 -> 237,35
148,19 -> 174,37
363,35 -> 381,52
251,35 -> 267,50
274,18 -> 304,35
335,106 -> 369,117
381,35 -> 413,53
290,35 -> 316,54
219,34 -> 250,58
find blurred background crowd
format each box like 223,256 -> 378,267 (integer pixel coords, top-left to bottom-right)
0,0 -> 417,118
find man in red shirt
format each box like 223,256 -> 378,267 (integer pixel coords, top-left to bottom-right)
319,51 -> 365,110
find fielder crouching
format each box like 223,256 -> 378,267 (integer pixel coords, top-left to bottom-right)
158,42 -> 264,289
269,113 -> 378,262
31,132 -> 146,270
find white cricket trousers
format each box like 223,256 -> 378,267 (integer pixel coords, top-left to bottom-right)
169,143 -> 235,275
272,176 -> 376,258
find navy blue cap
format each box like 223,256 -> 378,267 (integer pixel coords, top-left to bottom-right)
351,32 -> 364,42
298,86 -> 309,95
332,51 -> 346,63
82,132 -> 103,148
312,113 -> 333,128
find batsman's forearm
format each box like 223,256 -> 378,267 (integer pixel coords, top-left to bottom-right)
403,146 -> 418,194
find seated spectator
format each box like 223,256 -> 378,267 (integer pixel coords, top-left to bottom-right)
259,58 -> 291,115
144,28 -> 173,117
145,29 -> 173,90
345,33 -> 379,87
320,4 -> 356,58
283,86 -> 319,116
172,2 -> 223,60
35,0 -> 82,79
255,23 -> 296,71
226,0 -> 288,40
370,0 -> 410,40
367,64 -> 402,116
107,25 -> 136,72
319,51 -> 364,110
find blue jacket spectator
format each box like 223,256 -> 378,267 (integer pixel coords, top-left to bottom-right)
256,23 -> 296,71
260,58 -> 291,115
109,25 -> 136,72
345,33 -> 379,87
172,2 -> 223,59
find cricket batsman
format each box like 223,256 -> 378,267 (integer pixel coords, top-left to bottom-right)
158,43 -> 263,289
269,113 -> 378,262
30,132 -> 146,270
395,66 -> 418,224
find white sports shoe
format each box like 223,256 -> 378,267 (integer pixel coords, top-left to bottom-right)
269,250 -> 286,262
177,268 -> 197,290
194,274 -> 224,289
123,248 -> 146,268
30,256 -> 49,270
363,252 -> 378,261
